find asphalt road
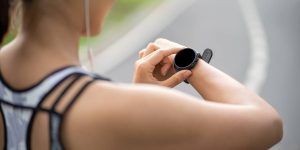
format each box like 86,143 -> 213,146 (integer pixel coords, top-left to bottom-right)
104,0 -> 300,149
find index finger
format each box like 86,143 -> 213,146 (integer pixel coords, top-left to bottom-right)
154,38 -> 186,50
143,43 -> 160,57
144,47 -> 183,66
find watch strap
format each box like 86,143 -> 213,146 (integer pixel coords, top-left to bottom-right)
184,48 -> 213,84
202,48 -> 213,63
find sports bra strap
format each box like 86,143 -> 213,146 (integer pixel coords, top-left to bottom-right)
50,77 -> 97,150
0,65 -> 111,150
50,75 -> 84,112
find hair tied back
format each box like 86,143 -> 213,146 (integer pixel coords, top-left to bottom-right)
0,0 -> 10,45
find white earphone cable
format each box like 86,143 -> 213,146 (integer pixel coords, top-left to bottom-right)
84,0 -> 94,71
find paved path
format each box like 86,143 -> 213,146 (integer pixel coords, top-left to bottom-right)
100,0 -> 300,149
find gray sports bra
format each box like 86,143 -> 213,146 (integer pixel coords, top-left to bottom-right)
0,66 -> 110,150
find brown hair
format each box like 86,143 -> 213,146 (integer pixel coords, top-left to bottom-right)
0,0 -> 10,44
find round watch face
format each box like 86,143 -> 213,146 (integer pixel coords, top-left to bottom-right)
174,48 -> 198,70
173,48 -> 213,84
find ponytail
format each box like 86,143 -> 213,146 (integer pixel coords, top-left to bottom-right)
0,0 -> 10,44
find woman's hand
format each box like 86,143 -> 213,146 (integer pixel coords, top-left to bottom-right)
133,39 -> 192,88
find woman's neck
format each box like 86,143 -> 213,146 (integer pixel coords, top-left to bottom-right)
0,14 -> 83,89
19,15 -> 82,64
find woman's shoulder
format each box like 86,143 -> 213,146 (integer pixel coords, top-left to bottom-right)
57,80 -> 282,150
59,81 -> 130,149
59,81 -> 166,149
60,81 -> 200,149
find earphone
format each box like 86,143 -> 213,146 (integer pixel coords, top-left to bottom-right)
84,0 -> 94,71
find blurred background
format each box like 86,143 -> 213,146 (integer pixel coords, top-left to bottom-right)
93,0 -> 300,149
5,0 -> 300,149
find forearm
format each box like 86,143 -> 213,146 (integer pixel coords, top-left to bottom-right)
187,59 -> 283,146
188,60 -> 266,105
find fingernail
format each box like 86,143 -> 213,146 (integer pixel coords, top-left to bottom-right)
184,70 -> 192,78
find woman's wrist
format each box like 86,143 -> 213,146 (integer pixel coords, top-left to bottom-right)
186,59 -> 210,85
185,59 -> 259,105
185,59 -> 230,100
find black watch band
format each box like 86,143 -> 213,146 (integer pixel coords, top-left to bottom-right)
173,48 -> 213,84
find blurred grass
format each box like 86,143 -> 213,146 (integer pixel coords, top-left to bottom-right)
3,32 -> 15,45
80,0 -> 160,46
105,0 -> 159,30
3,0 -> 161,46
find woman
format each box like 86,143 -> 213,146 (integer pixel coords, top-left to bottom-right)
0,0 -> 282,149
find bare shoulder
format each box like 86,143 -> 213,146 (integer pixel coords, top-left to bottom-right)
61,81 -> 282,150
60,81 -> 197,149
60,81 -> 135,149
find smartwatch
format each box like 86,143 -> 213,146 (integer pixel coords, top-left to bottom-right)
174,48 -> 213,83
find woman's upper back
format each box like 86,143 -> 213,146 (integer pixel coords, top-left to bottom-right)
0,65 -> 111,150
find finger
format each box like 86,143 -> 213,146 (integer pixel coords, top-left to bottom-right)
162,70 -> 192,88
144,43 -> 160,57
161,56 -> 172,64
154,38 -> 186,49
139,49 -> 145,59
161,54 -> 176,66
143,43 -> 160,57
160,57 -> 173,76
145,47 -> 183,66
161,63 -> 172,76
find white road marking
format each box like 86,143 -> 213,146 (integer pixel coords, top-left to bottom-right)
91,0 -> 197,74
238,0 -> 270,93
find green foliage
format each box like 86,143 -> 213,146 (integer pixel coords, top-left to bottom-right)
106,0 -> 158,27
3,0 -> 160,46
80,0 -> 160,46
3,33 -> 15,45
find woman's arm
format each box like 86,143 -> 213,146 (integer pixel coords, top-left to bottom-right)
189,59 -> 273,105
63,81 -> 282,150
63,45 -> 282,150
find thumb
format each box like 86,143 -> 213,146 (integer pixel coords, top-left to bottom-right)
162,70 -> 192,88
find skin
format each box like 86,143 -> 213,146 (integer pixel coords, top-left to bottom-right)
0,0 -> 283,149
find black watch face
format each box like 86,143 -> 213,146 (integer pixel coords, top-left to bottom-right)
174,48 -> 197,68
